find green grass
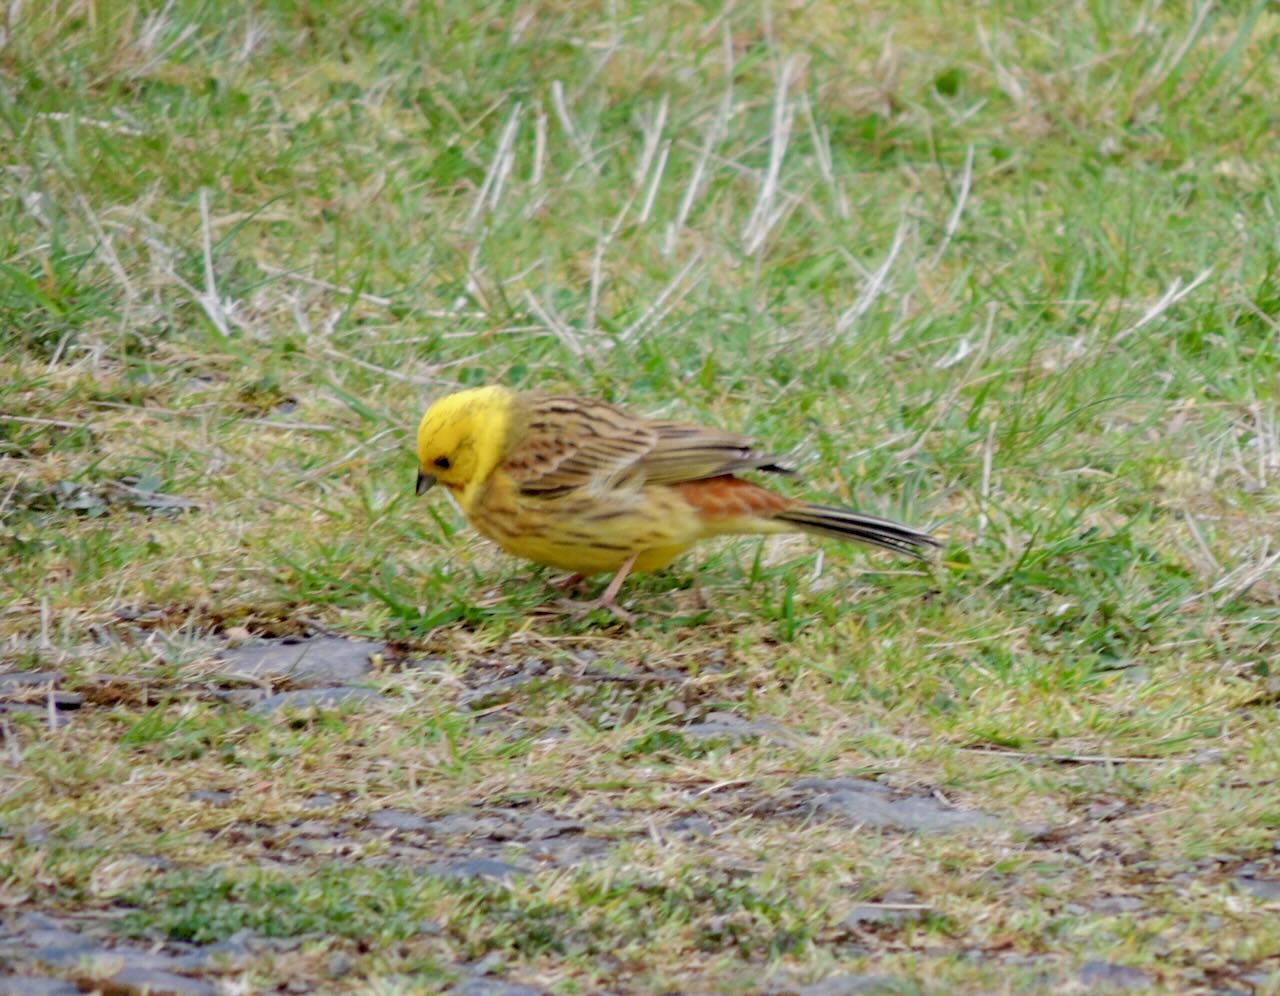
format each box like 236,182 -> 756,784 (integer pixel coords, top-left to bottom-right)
2,0 -> 1280,991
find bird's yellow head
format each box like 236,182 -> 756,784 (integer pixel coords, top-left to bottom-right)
415,385 -> 515,502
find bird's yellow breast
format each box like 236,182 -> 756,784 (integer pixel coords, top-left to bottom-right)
465,472 -> 704,575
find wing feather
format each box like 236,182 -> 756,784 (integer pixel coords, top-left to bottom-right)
502,394 -> 793,497
641,419 -> 794,483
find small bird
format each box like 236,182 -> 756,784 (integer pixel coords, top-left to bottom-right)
415,386 -> 937,619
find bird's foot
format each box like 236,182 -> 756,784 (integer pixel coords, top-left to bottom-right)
548,555 -> 638,624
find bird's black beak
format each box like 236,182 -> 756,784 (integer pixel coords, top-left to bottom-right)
415,471 -> 436,496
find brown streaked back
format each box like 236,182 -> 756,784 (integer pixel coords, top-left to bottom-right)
503,393 -> 793,497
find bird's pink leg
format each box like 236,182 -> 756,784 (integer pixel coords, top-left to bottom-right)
555,555 -> 638,623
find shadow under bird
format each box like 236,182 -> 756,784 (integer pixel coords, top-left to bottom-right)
414,385 -> 938,619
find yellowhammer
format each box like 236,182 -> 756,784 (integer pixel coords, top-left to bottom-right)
415,386 -> 937,618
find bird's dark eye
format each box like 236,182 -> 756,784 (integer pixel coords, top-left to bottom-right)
433,456 -> 451,470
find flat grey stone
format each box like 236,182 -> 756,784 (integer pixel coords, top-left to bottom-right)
0,671 -> 63,689
840,889 -> 925,929
303,793 -> 339,809
1089,895 -> 1144,914
105,967 -> 217,995
29,948 -> 100,971
110,950 -> 192,974
221,637 -> 382,688
788,778 -> 992,833
187,790 -> 233,806
20,929 -> 100,969
1237,876 -> 1280,900
19,936 -> 192,978
426,813 -> 505,838
211,689 -> 265,707
521,834 -> 610,867
15,913 -> 63,931
0,702 -> 81,724
0,978 -> 80,996
369,809 -> 432,832
173,936 -> 257,971
840,907 -> 921,928
429,858 -> 529,881
668,815 -> 714,837
454,979 -> 543,996
1077,961 -> 1151,990
22,928 -> 92,951
682,712 -> 799,745
788,975 -> 909,995
251,687 -> 381,714
458,672 -> 541,710
512,812 -> 581,839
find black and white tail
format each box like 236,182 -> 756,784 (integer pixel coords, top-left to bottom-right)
775,504 -> 939,560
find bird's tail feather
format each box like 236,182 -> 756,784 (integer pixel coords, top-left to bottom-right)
775,503 -> 938,560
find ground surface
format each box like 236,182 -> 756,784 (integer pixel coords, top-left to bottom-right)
2,1 -> 1279,993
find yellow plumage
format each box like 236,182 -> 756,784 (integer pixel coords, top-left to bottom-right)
415,386 -> 936,616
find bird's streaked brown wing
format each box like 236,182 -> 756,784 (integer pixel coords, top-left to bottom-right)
502,395 -> 793,497
502,395 -> 657,497
638,419 -> 794,484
